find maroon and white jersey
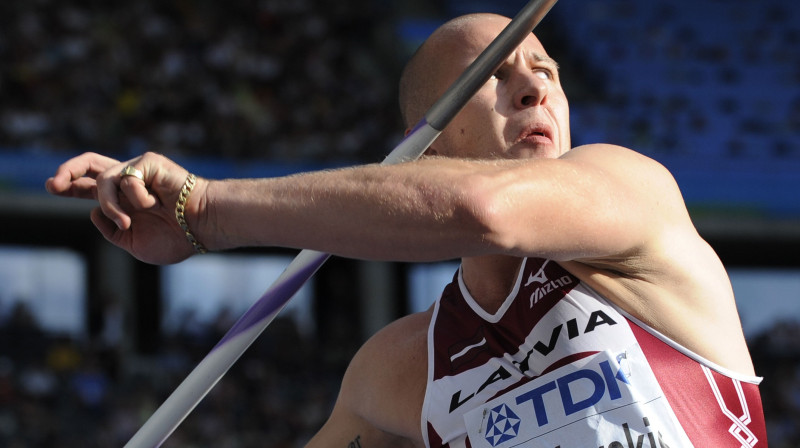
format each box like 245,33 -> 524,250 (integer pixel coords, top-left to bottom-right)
421,258 -> 766,448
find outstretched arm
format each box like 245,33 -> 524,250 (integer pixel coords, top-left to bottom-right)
45,144 -> 683,265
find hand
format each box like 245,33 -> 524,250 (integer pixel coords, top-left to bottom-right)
45,152 -> 206,264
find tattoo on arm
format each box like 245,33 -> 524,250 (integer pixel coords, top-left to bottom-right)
348,435 -> 362,448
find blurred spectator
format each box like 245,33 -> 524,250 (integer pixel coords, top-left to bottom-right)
0,302 -> 46,364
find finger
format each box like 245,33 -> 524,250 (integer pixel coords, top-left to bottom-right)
45,176 -> 98,199
120,170 -> 159,210
47,152 -> 120,195
96,162 -> 141,230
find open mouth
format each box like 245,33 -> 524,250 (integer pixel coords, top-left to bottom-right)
518,127 -> 552,144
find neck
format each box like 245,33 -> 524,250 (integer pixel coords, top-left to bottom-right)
461,255 -> 525,314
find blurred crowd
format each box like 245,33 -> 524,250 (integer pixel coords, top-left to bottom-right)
0,0 -> 404,163
559,0 -> 800,159
0,301 -> 350,447
2,299 -> 800,446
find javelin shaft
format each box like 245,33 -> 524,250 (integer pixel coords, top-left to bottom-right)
124,1 -> 558,446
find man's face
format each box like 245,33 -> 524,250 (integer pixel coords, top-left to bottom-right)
427,17 -> 571,160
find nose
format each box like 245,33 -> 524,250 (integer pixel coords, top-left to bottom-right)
513,70 -> 548,109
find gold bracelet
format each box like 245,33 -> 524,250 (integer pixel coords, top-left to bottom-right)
175,173 -> 208,254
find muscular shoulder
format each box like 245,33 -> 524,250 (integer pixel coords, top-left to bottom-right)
559,144 -> 691,243
562,144 -> 682,201
340,309 -> 432,440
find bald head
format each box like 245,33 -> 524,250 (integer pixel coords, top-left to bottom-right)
398,14 -> 569,160
398,14 -> 517,128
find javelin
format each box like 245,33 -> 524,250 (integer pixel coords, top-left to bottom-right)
124,0 -> 559,446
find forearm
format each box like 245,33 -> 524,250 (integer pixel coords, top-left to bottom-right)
191,144 -> 673,263
196,159 -> 496,261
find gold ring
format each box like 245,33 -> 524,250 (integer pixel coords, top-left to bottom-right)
120,165 -> 144,181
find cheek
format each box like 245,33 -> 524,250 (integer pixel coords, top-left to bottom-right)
437,95 -> 506,156
440,110 -> 487,145
437,125 -> 496,158
547,94 -> 570,141
559,103 -> 571,147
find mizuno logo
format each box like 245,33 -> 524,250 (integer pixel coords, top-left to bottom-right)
524,260 -> 576,307
525,260 -> 550,287
529,275 -> 574,308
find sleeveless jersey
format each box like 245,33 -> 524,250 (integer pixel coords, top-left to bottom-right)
421,257 -> 767,448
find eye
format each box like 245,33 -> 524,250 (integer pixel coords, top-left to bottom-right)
491,67 -> 508,81
534,69 -> 553,80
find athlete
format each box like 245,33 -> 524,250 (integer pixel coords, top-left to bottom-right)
46,13 -> 766,448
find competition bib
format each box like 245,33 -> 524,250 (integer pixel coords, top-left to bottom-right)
464,348 -> 693,448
